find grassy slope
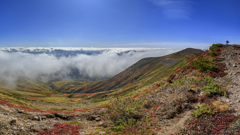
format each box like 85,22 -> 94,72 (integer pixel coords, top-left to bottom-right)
52,48 -> 203,94
0,48 -> 203,108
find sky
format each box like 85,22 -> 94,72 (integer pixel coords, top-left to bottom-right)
0,0 -> 239,48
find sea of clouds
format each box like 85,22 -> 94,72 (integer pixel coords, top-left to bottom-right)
0,48 -> 183,84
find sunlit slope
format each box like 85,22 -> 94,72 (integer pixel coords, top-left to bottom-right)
53,48 -> 203,94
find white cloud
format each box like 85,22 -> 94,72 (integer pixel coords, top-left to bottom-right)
151,0 -> 193,19
0,48 -> 182,85
102,42 -> 209,49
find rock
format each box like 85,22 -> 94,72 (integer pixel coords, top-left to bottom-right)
41,113 -> 54,118
30,125 -> 42,132
200,91 -> 204,96
54,113 -> 74,120
99,131 -> 106,134
80,132 -> 86,134
31,116 -> 39,121
182,103 -> 190,109
95,117 -> 101,121
41,116 -> 47,120
19,127 -> 24,131
12,126 -> 17,130
16,108 -> 24,113
87,115 -> 100,121
10,120 -> 16,125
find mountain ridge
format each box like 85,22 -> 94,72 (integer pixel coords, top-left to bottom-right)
50,48 -> 203,94
2,45 -> 240,134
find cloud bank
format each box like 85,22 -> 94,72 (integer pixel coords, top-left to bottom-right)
0,48 -> 183,84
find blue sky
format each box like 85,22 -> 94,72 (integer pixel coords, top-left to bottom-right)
0,0 -> 239,48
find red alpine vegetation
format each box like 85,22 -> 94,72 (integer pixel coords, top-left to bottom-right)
38,123 -> 83,135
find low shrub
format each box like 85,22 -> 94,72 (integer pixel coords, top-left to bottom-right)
179,110 -> 239,135
106,98 -> 145,123
106,97 -> 158,134
110,118 -> 140,134
38,123 -> 83,135
207,72 -> 227,78
169,74 -> 176,79
217,63 -> 227,72
167,79 -> 172,83
209,43 -> 222,51
208,51 -> 217,57
192,58 -> 218,73
192,103 -> 217,117
201,83 -> 225,96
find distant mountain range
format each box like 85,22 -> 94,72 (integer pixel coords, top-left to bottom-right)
0,47 -> 173,58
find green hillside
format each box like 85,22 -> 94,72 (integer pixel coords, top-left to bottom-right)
52,48 -> 203,95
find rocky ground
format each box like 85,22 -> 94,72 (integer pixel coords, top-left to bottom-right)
0,105 -> 108,135
215,45 -> 240,115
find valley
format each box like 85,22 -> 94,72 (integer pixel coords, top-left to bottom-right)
0,45 -> 240,134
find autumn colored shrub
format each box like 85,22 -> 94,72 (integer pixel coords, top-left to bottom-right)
155,83 -> 160,87
175,67 -> 181,74
167,79 -> 172,83
214,50 -> 221,56
169,74 -> 176,79
218,71 -> 227,77
178,109 -> 239,135
186,69 -> 192,74
217,63 -> 227,72
204,62 -> 227,78
198,94 -> 213,103
207,72 -> 227,78
132,94 -> 139,98
199,51 -> 207,58
38,123 -> 83,135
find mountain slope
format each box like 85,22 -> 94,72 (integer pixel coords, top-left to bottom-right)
52,48 -> 203,94
2,45 -> 240,135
